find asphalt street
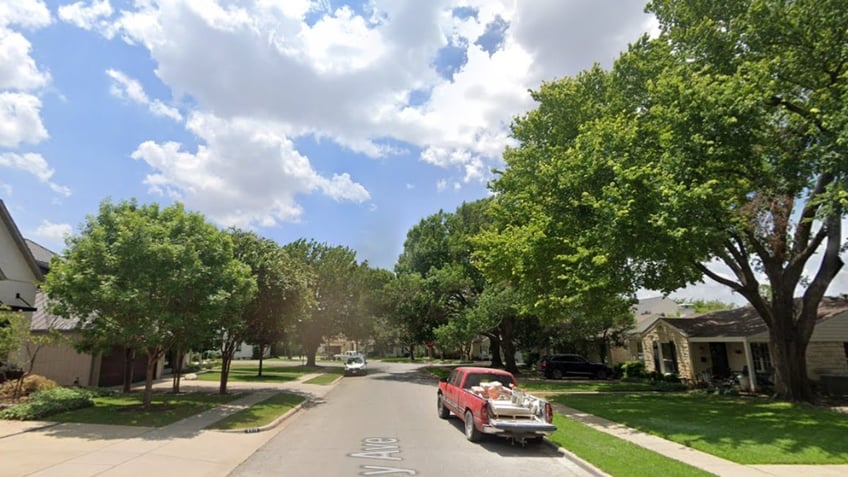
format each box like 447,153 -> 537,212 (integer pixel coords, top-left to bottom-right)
229,361 -> 596,477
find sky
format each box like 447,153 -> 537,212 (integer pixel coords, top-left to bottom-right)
2,0 -> 846,306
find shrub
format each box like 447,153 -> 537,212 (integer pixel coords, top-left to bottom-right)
621,361 -> 646,379
0,387 -> 96,420
0,374 -> 58,399
654,381 -> 688,392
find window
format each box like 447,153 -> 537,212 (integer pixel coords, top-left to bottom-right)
751,343 -> 772,372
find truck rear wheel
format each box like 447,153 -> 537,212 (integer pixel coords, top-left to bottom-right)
464,410 -> 482,442
551,369 -> 563,379
437,394 -> 450,419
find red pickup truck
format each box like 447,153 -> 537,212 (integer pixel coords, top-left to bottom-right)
437,366 -> 556,444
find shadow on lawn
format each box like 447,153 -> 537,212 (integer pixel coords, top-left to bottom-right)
556,393 -> 848,464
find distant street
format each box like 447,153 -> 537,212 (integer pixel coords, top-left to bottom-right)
230,361 -> 596,476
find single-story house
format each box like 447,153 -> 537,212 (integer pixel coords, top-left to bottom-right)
641,296 -> 848,392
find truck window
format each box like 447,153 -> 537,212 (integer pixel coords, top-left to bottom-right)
447,370 -> 459,386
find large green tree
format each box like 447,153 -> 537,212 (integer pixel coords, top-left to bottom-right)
480,0 -> 847,401
45,199 -> 252,407
238,234 -> 311,378
284,240 -> 361,367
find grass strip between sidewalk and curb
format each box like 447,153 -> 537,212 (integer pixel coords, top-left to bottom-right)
303,373 -> 342,385
207,392 -> 305,430
549,414 -> 716,477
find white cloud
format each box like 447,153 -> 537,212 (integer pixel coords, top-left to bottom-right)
106,68 -> 182,121
62,1 -> 654,215
0,152 -> 71,196
57,0 -> 113,31
0,92 -> 48,147
0,0 -> 52,29
0,27 -> 50,90
34,220 -> 72,243
71,2 -> 654,178
130,112 -> 370,228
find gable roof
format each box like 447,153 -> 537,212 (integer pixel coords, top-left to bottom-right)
649,296 -> 848,339
25,239 -> 55,275
0,199 -> 44,282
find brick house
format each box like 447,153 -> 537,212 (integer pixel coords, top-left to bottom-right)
640,297 -> 848,392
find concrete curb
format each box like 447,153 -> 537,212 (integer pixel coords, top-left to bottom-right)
215,399 -> 308,434
542,438 -> 612,477
213,372 -> 343,434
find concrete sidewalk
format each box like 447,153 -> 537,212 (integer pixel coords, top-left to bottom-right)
0,373 -> 336,477
556,404 -> 848,477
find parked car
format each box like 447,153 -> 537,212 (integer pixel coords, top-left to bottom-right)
539,354 -> 611,380
344,356 -> 367,376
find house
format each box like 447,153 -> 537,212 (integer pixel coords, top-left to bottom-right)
641,297 -> 848,392
608,296 -> 692,365
0,200 -> 42,316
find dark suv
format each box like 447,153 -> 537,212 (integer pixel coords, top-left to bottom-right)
539,354 -> 611,380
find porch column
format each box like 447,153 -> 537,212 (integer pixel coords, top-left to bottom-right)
743,338 -> 757,393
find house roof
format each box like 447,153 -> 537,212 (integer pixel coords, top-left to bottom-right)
650,296 -> 848,339
0,200 -> 44,282
627,297 -> 684,335
25,239 -> 56,275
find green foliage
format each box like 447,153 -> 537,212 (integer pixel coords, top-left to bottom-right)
0,387 -> 97,420
284,240 -> 363,366
678,299 -> 734,314
0,310 -> 29,365
43,199 -> 254,406
621,361 -> 647,379
478,0 -> 848,401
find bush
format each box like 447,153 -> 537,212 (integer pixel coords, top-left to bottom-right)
621,361 -> 646,379
0,374 -> 58,399
654,381 -> 688,392
0,387 -> 96,420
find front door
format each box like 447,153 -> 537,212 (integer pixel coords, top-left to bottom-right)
709,343 -> 731,378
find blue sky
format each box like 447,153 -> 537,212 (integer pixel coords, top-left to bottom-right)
3,1 -> 845,305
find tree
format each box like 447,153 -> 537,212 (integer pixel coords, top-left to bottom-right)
480,0 -> 847,401
0,309 -> 29,386
284,240 -> 360,367
45,199 -> 252,407
241,236 -> 311,378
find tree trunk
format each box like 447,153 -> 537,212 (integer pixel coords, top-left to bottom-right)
122,347 -> 135,393
769,311 -> 814,402
500,317 -> 518,374
219,354 -> 232,395
142,350 -> 159,410
408,341 -> 415,361
219,338 -> 238,395
487,332 -> 504,368
257,344 -> 266,376
171,349 -> 184,393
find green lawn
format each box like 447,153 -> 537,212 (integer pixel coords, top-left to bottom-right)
519,379 -> 656,393
549,414 -> 715,477
50,391 -> 244,427
304,371 -> 342,385
208,392 -> 305,430
198,364 -> 322,383
557,393 -> 848,464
